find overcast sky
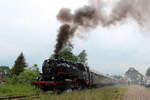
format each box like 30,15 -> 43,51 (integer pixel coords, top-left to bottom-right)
1,0 -> 150,75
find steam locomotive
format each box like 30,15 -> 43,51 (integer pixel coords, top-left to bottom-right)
33,58 -> 116,92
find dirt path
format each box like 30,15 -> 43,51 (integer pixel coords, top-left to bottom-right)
123,85 -> 150,100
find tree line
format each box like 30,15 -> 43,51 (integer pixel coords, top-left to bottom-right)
0,43 -> 88,84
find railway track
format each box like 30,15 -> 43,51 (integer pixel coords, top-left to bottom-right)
0,95 -> 39,100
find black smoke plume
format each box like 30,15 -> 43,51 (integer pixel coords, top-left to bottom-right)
54,0 -> 150,55
55,24 -> 77,54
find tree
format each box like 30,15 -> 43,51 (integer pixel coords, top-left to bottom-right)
146,68 -> 150,77
57,49 -> 78,61
12,52 -> 27,75
77,50 -> 87,64
0,66 -> 11,78
50,43 -> 78,62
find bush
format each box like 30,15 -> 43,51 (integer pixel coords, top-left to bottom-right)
17,69 -> 37,84
0,84 -> 39,97
0,68 -> 40,97
7,69 -> 37,85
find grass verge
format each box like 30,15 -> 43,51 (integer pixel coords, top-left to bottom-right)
0,84 -> 39,97
39,85 -> 126,100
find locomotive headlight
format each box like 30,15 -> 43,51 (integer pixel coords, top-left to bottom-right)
51,76 -> 55,80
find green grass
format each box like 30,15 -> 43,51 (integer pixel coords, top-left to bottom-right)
0,84 -> 126,100
0,84 -> 39,97
39,86 -> 126,100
